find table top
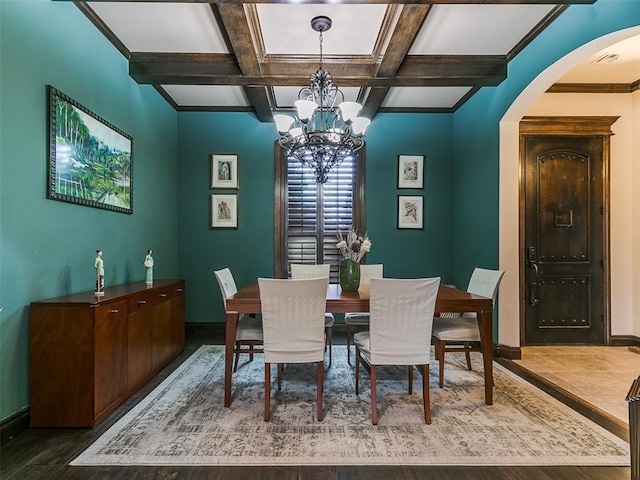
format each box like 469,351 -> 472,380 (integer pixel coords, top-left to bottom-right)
226,283 -> 493,314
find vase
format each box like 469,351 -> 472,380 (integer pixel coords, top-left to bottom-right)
339,258 -> 360,292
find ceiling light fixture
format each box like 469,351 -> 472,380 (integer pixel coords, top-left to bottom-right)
273,16 -> 371,184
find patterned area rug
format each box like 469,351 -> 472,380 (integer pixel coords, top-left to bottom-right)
71,345 -> 629,466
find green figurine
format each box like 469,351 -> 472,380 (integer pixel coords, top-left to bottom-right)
144,249 -> 154,285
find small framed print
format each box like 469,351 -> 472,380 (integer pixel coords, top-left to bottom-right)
397,154 -> 424,189
211,154 -> 238,189
397,195 -> 423,229
211,193 -> 238,229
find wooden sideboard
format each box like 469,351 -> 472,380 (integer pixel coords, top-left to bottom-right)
29,279 -> 185,427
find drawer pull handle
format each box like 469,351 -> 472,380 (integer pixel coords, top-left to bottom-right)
159,293 -> 168,298
176,288 -> 184,292
138,300 -> 147,305
110,309 -> 119,314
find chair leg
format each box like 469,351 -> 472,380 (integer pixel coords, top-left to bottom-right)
234,342 -> 241,372
370,365 -> 378,425
464,342 -> 472,370
346,324 -> 352,365
437,339 -> 446,388
316,360 -> 324,422
422,364 -> 431,424
264,362 -> 271,422
408,365 -> 413,394
355,346 -> 360,395
326,326 -> 333,367
277,363 -> 283,391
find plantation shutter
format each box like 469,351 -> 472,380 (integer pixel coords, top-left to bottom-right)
275,143 -> 365,281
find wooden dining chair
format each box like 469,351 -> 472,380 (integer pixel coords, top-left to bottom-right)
354,277 -> 440,425
432,268 -> 504,388
344,264 -> 383,365
258,277 -> 328,422
290,263 -> 335,366
214,268 -> 263,372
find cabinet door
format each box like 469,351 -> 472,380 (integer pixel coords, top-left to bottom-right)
152,300 -> 172,371
95,313 -> 128,420
128,307 -> 153,390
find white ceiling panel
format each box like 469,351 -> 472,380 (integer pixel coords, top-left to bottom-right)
382,87 -> 472,109
162,85 -> 248,107
256,5 -> 387,56
410,5 -> 556,55
88,2 -> 228,53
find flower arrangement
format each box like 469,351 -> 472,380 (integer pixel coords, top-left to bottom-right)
336,227 -> 372,263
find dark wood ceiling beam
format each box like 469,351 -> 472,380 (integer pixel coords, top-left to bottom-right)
365,4 -> 432,119
397,55 -> 506,84
376,6 -> 431,78
546,83 -> 637,94
213,4 -> 272,121
129,53 -> 507,87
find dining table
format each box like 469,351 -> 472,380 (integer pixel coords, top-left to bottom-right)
223,283 -> 495,407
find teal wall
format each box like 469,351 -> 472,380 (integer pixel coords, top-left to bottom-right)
177,112 -> 454,323
0,1 -> 178,421
451,0 -> 640,288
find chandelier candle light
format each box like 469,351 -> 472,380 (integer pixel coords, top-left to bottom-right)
336,227 -> 372,292
274,16 -> 371,184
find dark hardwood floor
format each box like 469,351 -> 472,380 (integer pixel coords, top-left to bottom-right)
0,326 -> 630,480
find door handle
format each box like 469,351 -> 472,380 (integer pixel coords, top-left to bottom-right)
528,259 -> 539,306
529,259 -> 538,278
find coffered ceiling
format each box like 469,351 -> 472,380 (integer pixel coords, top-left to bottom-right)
75,1 -> 638,121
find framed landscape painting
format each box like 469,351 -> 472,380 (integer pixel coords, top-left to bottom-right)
397,195 -> 424,229
48,86 -> 133,214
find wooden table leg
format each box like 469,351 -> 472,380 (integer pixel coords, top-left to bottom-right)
224,311 -> 239,407
477,310 -> 494,405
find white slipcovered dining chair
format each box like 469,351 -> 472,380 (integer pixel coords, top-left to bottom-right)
290,264 -> 335,366
258,277 -> 329,422
344,264 -> 384,365
214,268 -> 263,372
432,268 -> 504,388
354,277 -> 440,425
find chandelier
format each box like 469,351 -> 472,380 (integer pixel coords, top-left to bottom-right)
273,16 -> 371,184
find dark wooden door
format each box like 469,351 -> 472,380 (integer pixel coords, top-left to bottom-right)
521,117 -> 615,345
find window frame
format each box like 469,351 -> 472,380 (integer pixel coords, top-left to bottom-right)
274,142 -> 366,279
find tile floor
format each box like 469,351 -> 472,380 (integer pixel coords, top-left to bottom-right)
513,346 -> 640,427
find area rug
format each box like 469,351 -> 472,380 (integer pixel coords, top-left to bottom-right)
71,345 -> 629,466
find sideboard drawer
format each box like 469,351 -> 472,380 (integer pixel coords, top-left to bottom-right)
95,300 -> 128,324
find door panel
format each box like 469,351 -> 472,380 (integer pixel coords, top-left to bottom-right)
523,135 -> 605,345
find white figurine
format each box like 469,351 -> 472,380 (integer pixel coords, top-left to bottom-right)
94,250 -> 105,296
144,249 -> 154,285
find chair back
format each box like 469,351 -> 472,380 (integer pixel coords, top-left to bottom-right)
368,277 -> 440,365
467,268 -> 505,300
214,267 -> 237,309
290,263 -> 330,279
258,277 -> 329,364
359,264 -> 383,286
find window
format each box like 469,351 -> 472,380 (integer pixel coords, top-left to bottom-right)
275,143 -> 365,281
